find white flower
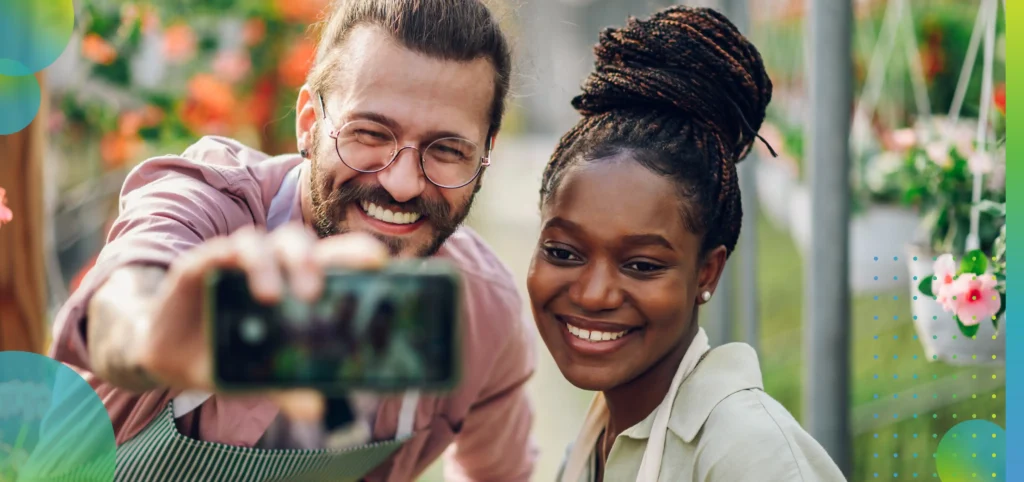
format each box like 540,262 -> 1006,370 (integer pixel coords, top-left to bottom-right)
968,151 -> 993,175
925,141 -> 953,168
866,152 -> 902,193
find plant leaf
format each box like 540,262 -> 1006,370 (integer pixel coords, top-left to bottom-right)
955,316 -> 980,338
918,275 -> 935,297
995,292 -> 1006,321
960,249 -> 988,276
976,200 -> 1006,217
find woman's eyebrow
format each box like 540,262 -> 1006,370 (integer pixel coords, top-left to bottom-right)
541,216 -> 580,233
621,234 -> 674,251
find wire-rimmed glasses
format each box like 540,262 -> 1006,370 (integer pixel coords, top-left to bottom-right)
317,94 -> 490,189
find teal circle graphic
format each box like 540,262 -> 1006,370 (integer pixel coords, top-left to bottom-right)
0,0 -> 76,76
0,351 -> 116,481
935,420 -> 1005,482
0,74 -> 41,135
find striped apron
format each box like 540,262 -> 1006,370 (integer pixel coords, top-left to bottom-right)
112,163 -> 420,481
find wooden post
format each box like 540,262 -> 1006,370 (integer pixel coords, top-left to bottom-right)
0,72 -> 48,354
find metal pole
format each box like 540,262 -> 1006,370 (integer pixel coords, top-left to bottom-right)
803,0 -> 853,476
722,0 -> 760,353
700,0 -> 732,348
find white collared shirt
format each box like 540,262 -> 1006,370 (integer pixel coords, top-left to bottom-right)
558,343 -> 847,481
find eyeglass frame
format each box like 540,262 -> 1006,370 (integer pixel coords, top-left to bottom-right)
316,93 -> 492,189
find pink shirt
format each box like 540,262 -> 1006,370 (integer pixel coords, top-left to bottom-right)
49,136 -> 538,481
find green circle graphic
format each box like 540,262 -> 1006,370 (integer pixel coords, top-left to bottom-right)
0,0 -> 76,76
0,74 -> 42,135
0,351 -> 116,481
935,420 -> 1005,482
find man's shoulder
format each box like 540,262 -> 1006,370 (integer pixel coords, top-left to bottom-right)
134,136 -> 301,193
438,226 -> 518,296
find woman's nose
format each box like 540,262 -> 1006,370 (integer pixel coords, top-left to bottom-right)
568,262 -> 624,313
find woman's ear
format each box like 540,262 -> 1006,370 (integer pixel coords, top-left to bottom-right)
696,245 -> 728,304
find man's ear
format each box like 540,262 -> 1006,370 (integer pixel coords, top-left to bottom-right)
295,84 -> 318,154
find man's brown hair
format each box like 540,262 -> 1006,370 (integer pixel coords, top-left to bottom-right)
308,0 -> 512,138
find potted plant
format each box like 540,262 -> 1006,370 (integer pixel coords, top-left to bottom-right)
903,128 -> 1005,364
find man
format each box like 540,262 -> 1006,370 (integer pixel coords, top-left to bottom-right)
48,0 -> 537,480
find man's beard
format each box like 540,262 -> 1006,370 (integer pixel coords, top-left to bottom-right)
308,154 -> 476,257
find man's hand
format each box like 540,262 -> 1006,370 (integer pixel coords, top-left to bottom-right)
87,224 -> 389,420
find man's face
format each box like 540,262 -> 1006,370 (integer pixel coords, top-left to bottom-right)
297,25 -> 495,258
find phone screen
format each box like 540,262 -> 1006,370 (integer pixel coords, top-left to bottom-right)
209,267 -> 459,392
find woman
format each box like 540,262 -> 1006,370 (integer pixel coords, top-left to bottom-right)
527,6 -> 846,481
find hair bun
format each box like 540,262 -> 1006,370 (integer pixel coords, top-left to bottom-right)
572,6 -> 772,161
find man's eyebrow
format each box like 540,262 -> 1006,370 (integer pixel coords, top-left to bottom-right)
346,111 -> 473,141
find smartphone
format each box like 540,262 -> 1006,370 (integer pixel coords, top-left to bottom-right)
206,260 -> 462,394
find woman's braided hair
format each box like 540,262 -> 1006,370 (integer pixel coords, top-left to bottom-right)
539,6 -> 772,257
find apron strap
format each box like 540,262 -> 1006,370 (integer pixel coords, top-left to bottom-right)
396,390 -> 420,439
172,163 -> 303,419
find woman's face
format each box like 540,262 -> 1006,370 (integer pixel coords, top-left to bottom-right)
527,156 -> 725,391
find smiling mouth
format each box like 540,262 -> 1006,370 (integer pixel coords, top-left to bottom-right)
558,315 -> 641,344
358,201 -> 424,225
566,322 -> 632,342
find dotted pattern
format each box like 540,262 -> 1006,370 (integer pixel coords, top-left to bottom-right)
863,255 -> 1005,480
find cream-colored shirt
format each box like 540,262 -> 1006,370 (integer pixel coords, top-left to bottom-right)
558,343 -> 846,482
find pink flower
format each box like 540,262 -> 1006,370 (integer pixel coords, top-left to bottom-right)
931,254 -> 958,312
968,151 -> 993,175
0,187 -> 12,228
949,274 -> 1001,326
889,128 -> 917,152
213,50 -> 252,84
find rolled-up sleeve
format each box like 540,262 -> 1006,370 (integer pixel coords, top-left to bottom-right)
49,155 -> 262,370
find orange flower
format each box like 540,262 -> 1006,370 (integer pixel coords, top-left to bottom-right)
119,111 -> 143,136
0,187 -> 12,227
163,23 -> 197,64
995,83 -> 1006,116
279,39 -> 317,88
140,105 -> 165,127
180,74 -> 238,135
82,33 -> 118,65
250,76 -> 277,128
243,19 -> 266,47
100,132 -> 144,170
274,0 -> 330,23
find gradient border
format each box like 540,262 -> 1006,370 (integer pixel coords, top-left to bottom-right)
1007,0 -> 1021,478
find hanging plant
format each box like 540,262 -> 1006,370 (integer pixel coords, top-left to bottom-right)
915,210 -> 1005,338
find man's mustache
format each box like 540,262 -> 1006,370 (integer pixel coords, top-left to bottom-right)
327,183 -> 452,221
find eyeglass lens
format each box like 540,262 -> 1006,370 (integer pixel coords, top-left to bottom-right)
334,120 -> 484,188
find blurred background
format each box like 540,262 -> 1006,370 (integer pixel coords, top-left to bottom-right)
0,0 -> 1007,480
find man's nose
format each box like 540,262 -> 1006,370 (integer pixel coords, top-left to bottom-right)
377,147 -> 428,203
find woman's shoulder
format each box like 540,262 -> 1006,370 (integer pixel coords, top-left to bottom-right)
691,389 -> 846,481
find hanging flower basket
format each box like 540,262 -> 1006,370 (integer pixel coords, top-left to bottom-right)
906,244 -> 1004,366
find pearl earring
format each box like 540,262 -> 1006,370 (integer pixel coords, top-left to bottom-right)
701,291 -> 712,302
299,149 -> 309,158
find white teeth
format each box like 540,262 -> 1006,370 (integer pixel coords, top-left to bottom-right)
360,201 -> 422,225
566,323 -> 629,343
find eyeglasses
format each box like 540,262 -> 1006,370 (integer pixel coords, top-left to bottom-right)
317,94 -> 491,189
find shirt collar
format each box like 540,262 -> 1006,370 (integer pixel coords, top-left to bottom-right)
618,343 -> 764,443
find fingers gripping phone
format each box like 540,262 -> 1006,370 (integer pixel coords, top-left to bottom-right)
206,260 -> 462,394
